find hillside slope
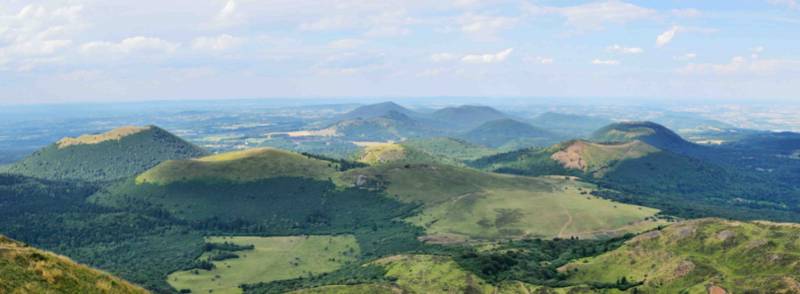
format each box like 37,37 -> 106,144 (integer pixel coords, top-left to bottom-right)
8,126 -> 207,182
591,121 -> 698,154
341,162 -> 662,240
430,105 -> 509,130
331,111 -> 438,141
471,139 -> 800,223
459,119 -> 556,149
0,235 -> 147,294
336,102 -> 418,121
564,218 -> 800,293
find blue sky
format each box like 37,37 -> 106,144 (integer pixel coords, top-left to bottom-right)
1,0 -> 799,104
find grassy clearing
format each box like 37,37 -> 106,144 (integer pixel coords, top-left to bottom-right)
357,143 -> 407,165
136,148 -> 339,185
57,126 -> 150,148
168,235 -> 360,294
343,163 -> 662,240
563,219 -> 800,293
373,255 -> 496,293
408,177 -> 663,240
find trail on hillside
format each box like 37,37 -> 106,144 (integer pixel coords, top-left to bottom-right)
557,203 -> 574,238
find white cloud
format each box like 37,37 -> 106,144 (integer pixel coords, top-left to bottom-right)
680,55 -> 800,75
328,38 -> 364,49
767,0 -> 799,9
751,46 -> 765,58
607,44 -> 643,54
674,53 -> 697,61
526,1 -> 656,30
299,16 -> 354,31
365,26 -> 411,37
430,53 -> 459,63
457,13 -> 517,39
524,56 -> 554,64
461,48 -> 513,64
81,37 -> 179,55
592,59 -> 620,65
192,34 -> 243,51
0,4 -> 85,70
417,67 -> 449,77
656,25 -> 717,47
671,8 -> 702,18
215,0 -> 245,27
656,26 -> 679,47
313,52 -> 387,76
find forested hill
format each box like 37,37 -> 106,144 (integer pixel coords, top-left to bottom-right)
7,125 -> 207,182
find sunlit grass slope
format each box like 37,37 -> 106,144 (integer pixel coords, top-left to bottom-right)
564,218 -> 800,293
342,163 -> 663,240
0,235 -> 148,294
169,235 -> 359,294
136,147 -> 339,185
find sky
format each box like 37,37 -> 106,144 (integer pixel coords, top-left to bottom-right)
1,0 -> 799,104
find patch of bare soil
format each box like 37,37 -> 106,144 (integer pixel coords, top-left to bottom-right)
707,285 -> 727,294
716,230 -> 736,242
673,260 -> 695,278
782,277 -> 800,293
551,141 -> 588,170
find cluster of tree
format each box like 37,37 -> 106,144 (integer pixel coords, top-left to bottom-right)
450,235 -> 632,287
300,152 -> 368,171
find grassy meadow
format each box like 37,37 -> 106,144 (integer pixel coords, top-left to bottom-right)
168,235 -> 360,294
408,180 -> 663,240
343,163 -> 663,240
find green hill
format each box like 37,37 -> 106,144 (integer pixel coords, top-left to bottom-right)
136,147 -> 339,185
8,125 -> 207,182
591,121 -> 697,154
0,235 -> 147,294
471,139 -> 800,223
337,102 -> 418,121
459,119 -> 557,150
564,218 -> 800,293
430,105 -> 509,130
331,111 -> 437,141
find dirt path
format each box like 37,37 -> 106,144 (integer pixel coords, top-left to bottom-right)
557,204 -> 574,238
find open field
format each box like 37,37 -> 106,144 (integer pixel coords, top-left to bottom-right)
408,178 -> 664,240
374,255 -> 496,293
168,235 -> 360,294
357,142 -> 407,165
343,163 -> 662,240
